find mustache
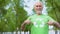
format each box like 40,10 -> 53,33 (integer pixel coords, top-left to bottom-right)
36,11 -> 42,12
36,11 -> 42,14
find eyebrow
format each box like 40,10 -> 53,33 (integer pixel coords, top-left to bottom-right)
35,5 -> 42,6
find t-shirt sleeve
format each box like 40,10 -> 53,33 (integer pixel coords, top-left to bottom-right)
47,16 -> 56,22
27,16 -> 31,21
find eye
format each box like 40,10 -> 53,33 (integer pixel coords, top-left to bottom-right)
36,6 -> 39,7
36,5 -> 42,7
39,5 -> 42,7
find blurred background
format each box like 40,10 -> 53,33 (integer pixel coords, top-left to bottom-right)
0,0 -> 60,34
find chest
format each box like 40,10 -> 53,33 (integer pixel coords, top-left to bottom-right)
30,16 -> 49,23
30,16 -> 49,28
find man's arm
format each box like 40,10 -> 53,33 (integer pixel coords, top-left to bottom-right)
21,20 -> 30,30
48,20 -> 60,28
53,22 -> 60,28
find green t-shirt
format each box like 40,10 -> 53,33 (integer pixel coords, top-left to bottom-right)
27,14 -> 54,34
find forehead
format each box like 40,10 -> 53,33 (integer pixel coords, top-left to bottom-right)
34,2 -> 43,6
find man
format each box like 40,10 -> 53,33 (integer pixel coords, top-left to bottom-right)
21,2 -> 60,34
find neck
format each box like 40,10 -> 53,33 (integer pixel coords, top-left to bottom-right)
37,13 -> 42,15
36,12 -> 42,15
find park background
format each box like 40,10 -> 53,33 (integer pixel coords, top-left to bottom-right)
0,0 -> 60,34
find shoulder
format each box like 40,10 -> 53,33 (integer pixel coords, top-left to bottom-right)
42,14 -> 50,17
27,14 -> 36,20
42,15 -> 52,19
43,15 -> 51,18
28,14 -> 36,18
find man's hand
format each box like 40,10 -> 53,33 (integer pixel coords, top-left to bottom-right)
21,20 -> 30,31
21,25 -> 25,31
53,22 -> 60,28
48,20 -> 54,25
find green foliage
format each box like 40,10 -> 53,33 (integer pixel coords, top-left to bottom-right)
0,0 -> 28,32
0,0 -> 11,7
0,7 -> 16,32
0,7 -> 7,16
14,0 -> 28,29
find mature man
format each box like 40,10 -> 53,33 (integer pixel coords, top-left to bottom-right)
21,2 -> 60,34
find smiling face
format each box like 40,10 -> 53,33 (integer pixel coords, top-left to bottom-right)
34,2 -> 43,15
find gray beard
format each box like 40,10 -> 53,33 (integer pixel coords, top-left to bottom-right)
36,11 -> 42,15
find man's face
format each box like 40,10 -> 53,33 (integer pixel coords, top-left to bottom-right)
34,2 -> 43,14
